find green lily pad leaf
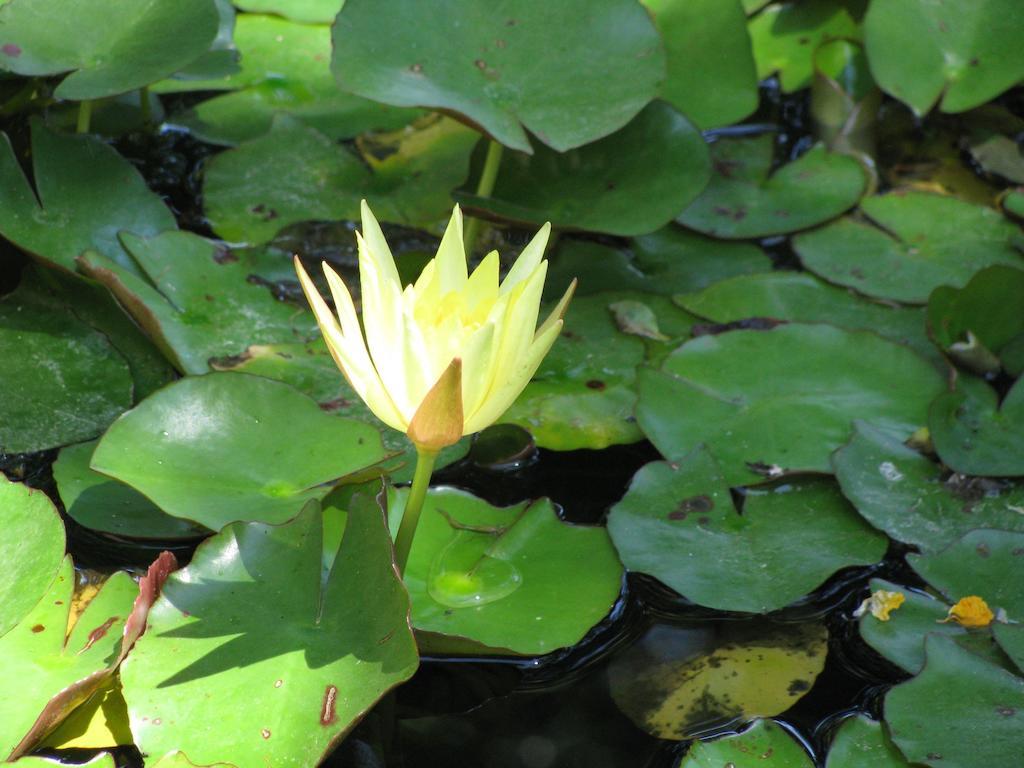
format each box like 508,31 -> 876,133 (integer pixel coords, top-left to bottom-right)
169,0 -> 239,83
331,0 -> 664,153
864,0 -> 1024,115
203,114 -> 476,244
1002,188 -> 1024,221
0,121 -> 176,275
833,422 -> 1024,554
748,1 -> 860,93
928,266 -> 1024,376
501,291 -> 695,450
40,676 -> 132,750
13,754 -> 115,768
0,559 -> 136,760
825,716 -> 913,768
91,373 -> 388,529
642,0 -> 757,129
993,623 -> 1024,674
54,441 -> 207,540
209,340 -> 469,484
544,228 -> 771,301
964,107 -> 1024,185
677,135 -> 867,238
121,493 -> 419,767
77,230 -> 313,375
885,634 -> 1024,768
235,0 -> 340,23
857,578 -> 1006,675
392,486 -> 623,655
908,529 -> 1024,619
929,376 -> 1024,477
677,271 -> 936,364
144,753 -> 234,768
608,449 -> 886,613
0,0 -> 218,99
167,14 -> 419,145
609,621 -> 826,739
16,266 -> 174,401
680,719 -> 814,768
0,477 -> 65,640
456,101 -> 709,236
636,323 -> 945,486
794,191 -> 1024,304
0,278 -> 132,454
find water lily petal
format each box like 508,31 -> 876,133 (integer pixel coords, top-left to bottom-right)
408,357 -> 463,451
435,204 -> 468,293
500,222 -> 550,295
359,199 -> 401,289
460,321 -> 497,418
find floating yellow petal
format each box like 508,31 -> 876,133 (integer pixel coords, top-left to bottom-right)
295,202 -> 573,451
941,595 -> 994,628
854,589 -> 906,621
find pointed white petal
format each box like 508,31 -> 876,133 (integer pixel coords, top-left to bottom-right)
500,222 -> 550,295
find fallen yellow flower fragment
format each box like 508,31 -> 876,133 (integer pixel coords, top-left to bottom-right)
940,595 -> 994,628
854,589 -> 906,621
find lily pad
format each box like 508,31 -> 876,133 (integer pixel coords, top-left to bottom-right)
91,372 -> 388,530
748,1 -> 860,93
77,230 -> 313,375
884,635 -> 1024,768
203,115 -> 476,244
858,578 -> 1006,675
0,560 -> 136,760
392,486 -> 623,655
500,292 -> 692,450
994,623 -> 1024,674
167,14 -> 419,145
0,279 -> 132,454
677,271 -> 935,363
0,478 -> 65,640
0,121 -> 176,275
331,0 -> 665,153
825,716 -> 913,768
908,529 -> 1024,619
544,229 -> 771,301
677,134 -> 867,238
680,719 -> 814,768
793,191 -> 1024,304
642,0 -> 757,129
928,266 -> 1024,375
864,0 -> 1024,115
121,494 -> 419,767
608,449 -> 886,613
0,0 -> 218,99
54,441 -> 207,540
209,340 -> 469,484
609,621 -> 826,739
929,376 -> 1024,478
832,422 -> 1024,553
41,677 -> 132,750
455,101 -> 710,236
234,0 -> 341,23
636,323 -> 945,486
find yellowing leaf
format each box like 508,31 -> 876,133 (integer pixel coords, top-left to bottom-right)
41,677 -> 132,749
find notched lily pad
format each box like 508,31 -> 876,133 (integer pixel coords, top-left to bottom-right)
331,0 -> 665,153
0,0 -> 218,99
832,422 -> 1024,554
393,486 -> 623,655
794,191 -> 1024,304
121,493 -> 419,768
78,230 -> 314,375
929,375 -> 1024,477
203,114 -> 476,244
91,372 -> 389,530
679,718 -> 815,768
609,621 -> 827,739
677,134 -> 867,239
885,634 -> 1024,768
636,323 -> 945,486
0,121 -> 176,275
825,715 -> 913,768
608,448 -> 887,613
455,101 -> 710,236
0,278 -> 132,454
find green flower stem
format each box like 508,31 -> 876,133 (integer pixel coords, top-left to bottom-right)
139,86 -> 152,124
393,446 -> 439,576
76,99 -> 93,134
0,79 -> 38,116
463,139 -> 504,253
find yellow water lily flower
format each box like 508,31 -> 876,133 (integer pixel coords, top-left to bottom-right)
854,589 -> 905,622
294,202 -> 573,451
940,595 -> 994,628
